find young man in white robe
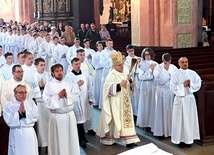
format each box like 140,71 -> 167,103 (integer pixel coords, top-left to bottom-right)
0,65 -> 33,114
34,30 -> 45,58
91,41 -> 103,106
152,53 -> 178,139
125,45 -> 141,118
17,29 -> 26,53
1,52 -> 15,80
66,37 -> 83,65
97,51 -> 140,147
47,36 -> 59,71
0,45 -> 6,67
17,52 -> 25,65
22,52 -> 37,83
43,63 -> 80,155
170,57 -> 201,148
65,57 -> 95,148
136,48 -> 158,130
3,84 -> 39,155
28,58 -> 52,151
38,34 -> 52,71
0,27 -> 7,55
99,39 -> 115,109
54,37 -> 69,76
29,32 -> 39,59
83,38 -> 95,65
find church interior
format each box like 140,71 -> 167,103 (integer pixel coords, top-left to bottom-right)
0,0 -> 214,155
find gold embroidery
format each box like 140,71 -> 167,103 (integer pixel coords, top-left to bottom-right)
122,87 -> 133,128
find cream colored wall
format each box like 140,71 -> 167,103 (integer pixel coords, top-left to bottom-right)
100,0 -> 112,24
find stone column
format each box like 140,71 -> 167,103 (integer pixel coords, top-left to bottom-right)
131,0 -> 199,48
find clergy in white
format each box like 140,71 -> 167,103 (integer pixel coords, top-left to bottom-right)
170,57 -> 201,148
28,58 -> 52,148
22,52 -> 37,83
3,84 -> 39,155
83,38 -> 95,65
66,37 -> 83,64
65,57 -> 95,148
1,52 -> 15,80
1,65 -> 34,113
98,39 -> 115,109
97,52 -> 140,147
53,37 -> 69,76
47,36 -> 59,71
38,34 -> 52,71
153,53 -> 178,138
136,48 -> 158,129
43,64 -> 80,155
91,41 -> 103,106
0,45 -> 6,67
125,45 -> 141,116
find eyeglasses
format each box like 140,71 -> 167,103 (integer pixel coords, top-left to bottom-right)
14,71 -> 24,73
16,91 -> 27,95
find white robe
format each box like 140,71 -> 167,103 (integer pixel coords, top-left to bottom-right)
65,72 -> 94,128
0,55 -> 6,67
38,41 -> 52,71
43,78 -> 80,155
17,34 -> 26,53
136,60 -> 158,128
91,51 -> 103,106
98,47 -> 115,109
22,64 -> 37,83
152,63 -> 178,137
66,45 -> 83,64
97,69 -> 140,145
3,99 -> 39,155
170,68 -> 201,144
1,63 -> 15,80
0,78 -> 34,113
125,55 -> 141,116
29,71 -> 52,147
84,47 -> 96,65
29,39 -> 39,59
47,43 -> 58,71
54,44 -> 69,75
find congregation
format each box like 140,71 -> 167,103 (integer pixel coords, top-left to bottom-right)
0,17 -> 201,155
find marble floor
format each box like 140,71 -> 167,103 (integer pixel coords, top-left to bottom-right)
41,108 -> 214,155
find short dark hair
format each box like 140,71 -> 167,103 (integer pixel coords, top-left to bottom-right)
74,37 -> 80,41
96,41 -> 103,47
45,33 -> 50,37
83,38 -> 90,44
17,51 -> 24,57
121,52 -> 128,57
76,49 -> 85,54
51,63 -> 63,73
71,57 -> 80,64
126,44 -> 134,51
23,51 -> 33,58
141,48 -> 155,60
35,58 -> 45,66
0,45 -> 2,48
53,36 -> 59,40
4,52 -> 13,59
162,53 -> 172,62
12,64 -> 22,72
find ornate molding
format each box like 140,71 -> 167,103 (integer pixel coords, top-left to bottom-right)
177,33 -> 191,48
177,0 -> 191,24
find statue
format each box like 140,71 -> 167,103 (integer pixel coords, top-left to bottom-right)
109,6 -> 114,21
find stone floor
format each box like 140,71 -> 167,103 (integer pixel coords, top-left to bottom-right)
41,108 -> 214,155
